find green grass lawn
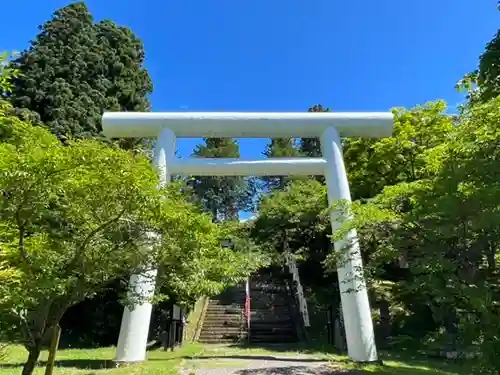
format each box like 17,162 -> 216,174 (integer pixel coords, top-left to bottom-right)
0,342 -> 474,375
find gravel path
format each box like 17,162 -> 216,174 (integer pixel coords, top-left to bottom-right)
181,355 -> 358,375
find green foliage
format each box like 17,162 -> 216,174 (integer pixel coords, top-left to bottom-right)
337,97 -> 500,373
0,52 -> 20,96
477,30 -> 500,102
251,180 -> 330,278
457,22 -> 500,106
154,194 -> 265,305
252,93 -> 500,372
262,137 -> 301,190
251,101 -> 454,281
343,101 -> 454,200
0,106 -> 259,373
0,106 -> 162,374
8,2 -> 152,148
189,138 -> 256,221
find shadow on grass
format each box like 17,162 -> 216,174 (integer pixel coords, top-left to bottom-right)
0,359 -> 113,370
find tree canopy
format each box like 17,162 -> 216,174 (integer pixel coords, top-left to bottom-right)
262,138 -> 301,191
8,2 -> 152,148
189,138 -> 256,221
0,86 -> 261,374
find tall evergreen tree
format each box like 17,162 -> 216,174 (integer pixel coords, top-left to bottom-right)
457,7 -> 500,106
8,2 -> 152,149
476,29 -> 500,102
299,104 -> 331,157
262,138 -> 300,191
190,138 -> 255,221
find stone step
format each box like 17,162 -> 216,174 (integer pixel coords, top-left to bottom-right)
250,320 -> 292,326
202,318 -> 243,325
200,329 -> 243,336
204,305 -> 243,315
250,303 -> 290,309
250,309 -> 290,313
203,319 -> 244,326
210,297 -> 245,304
207,304 -> 243,312
250,298 -> 290,306
251,303 -> 288,307
203,317 -> 242,322
201,323 -> 244,329
250,326 -> 295,334
206,313 -> 243,317
199,337 -> 247,344
250,331 -> 296,336
250,316 -> 292,322
250,296 -> 287,301
199,334 -> 243,339
199,332 -> 246,341
250,308 -> 291,313
203,317 -> 242,323
251,317 -> 293,324
205,308 -> 243,313
204,310 -> 243,316
250,320 -> 294,327
206,304 -> 243,309
198,337 -> 247,342
250,304 -> 289,309
204,312 -> 242,317
251,307 -> 290,311
205,309 -> 242,314
250,296 -> 289,301
250,312 -> 291,317
203,322 -> 245,329
250,312 -> 292,319
198,273 -> 299,345
251,320 -> 292,325
252,300 -> 289,305
201,323 -> 244,328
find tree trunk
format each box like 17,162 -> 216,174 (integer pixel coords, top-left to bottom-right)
379,300 -> 391,348
21,298 -> 70,375
22,343 -> 42,375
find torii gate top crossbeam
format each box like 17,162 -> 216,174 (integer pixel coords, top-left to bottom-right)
102,112 -> 393,139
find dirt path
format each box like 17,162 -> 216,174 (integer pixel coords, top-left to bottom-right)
181,354 -> 355,375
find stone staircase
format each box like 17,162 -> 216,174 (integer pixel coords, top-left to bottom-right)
249,270 -> 299,343
198,269 -> 300,344
198,285 -> 247,344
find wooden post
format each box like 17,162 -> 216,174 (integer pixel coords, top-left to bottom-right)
44,325 -> 61,375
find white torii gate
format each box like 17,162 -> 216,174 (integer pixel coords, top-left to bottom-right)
102,111 -> 393,364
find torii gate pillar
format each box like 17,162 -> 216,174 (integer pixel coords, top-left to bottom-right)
321,126 -> 377,361
102,111 -> 393,364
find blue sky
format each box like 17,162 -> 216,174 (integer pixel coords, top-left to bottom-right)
2,1 -> 499,218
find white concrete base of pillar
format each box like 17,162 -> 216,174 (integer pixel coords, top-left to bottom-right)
114,270 -> 157,363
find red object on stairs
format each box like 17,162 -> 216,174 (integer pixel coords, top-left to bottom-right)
244,277 -> 250,328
